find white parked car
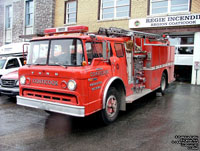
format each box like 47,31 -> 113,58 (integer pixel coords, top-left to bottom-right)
0,70 -> 19,96
0,56 -> 25,78
0,42 -> 29,78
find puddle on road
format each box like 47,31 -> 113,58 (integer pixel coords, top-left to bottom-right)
44,113 -> 72,138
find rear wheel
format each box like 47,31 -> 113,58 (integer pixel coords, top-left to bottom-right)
158,73 -> 167,94
45,110 -> 54,114
101,87 -> 120,125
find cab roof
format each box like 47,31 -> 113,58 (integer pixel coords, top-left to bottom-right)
31,34 -> 127,43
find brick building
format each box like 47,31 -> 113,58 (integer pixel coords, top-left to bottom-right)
54,0 -> 200,85
0,0 -> 55,46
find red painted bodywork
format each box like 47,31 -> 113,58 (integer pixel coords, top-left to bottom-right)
18,33 -> 174,116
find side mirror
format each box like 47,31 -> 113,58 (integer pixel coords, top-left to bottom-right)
107,41 -> 111,59
103,41 -> 106,60
23,44 -> 29,58
103,41 -> 111,60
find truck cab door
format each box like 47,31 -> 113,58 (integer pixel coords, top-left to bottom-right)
85,41 -> 112,103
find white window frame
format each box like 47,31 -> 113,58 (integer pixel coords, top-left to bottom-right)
65,0 -> 77,24
5,5 -> 12,30
100,0 -> 130,20
25,0 -> 34,27
4,4 -> 13,45
150,0 -> 190,16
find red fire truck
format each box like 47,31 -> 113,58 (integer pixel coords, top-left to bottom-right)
17,25 -> 174,124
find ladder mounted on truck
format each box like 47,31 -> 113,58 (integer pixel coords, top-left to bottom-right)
98,27 -> 164,39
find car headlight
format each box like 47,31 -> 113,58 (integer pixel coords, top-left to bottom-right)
67,80 -> 76,91
20,76 -> 26,85
16,80 -> 19,86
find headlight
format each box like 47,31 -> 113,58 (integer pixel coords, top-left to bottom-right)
67,80 -> 76,91
16,80 -> 19,86
20,76 -> 26,85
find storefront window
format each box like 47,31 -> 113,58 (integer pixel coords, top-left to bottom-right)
151,0 -> 190,15
169,36 -> 194,55
180,37 -> 194,45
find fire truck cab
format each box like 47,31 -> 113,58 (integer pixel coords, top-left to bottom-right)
17,25 -> 174,124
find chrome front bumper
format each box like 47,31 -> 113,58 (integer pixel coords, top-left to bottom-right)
17,96 -> 85,117
0,86 -> 19,96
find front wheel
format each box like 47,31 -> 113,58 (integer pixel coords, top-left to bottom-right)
101,87 -> 120,125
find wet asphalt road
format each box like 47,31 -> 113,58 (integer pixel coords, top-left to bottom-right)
0,82 -> 200,151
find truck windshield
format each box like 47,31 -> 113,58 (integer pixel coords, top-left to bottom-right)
27,39 -> 84,66
0,59 -> 6,69
27,40 -> 48,65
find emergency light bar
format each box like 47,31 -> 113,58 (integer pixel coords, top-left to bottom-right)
44,25 -> 89,34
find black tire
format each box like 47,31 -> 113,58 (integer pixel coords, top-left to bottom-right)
158,73 -> 167,94
101,87 -> 120,125
45,110 -> 54,114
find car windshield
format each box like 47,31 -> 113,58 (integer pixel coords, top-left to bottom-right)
27,39 -> 84,66
0,59 -> 6,69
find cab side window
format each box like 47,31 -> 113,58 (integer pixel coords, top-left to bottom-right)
6,58 -> 20,69
86,42 -> 113,65
115,43 -> 124,57
86,42 -> 103,64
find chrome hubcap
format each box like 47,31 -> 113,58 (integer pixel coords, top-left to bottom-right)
106,95 -> 117,117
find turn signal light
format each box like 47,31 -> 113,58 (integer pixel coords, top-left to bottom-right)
82,61 -> 87,66
61,81 -> 68,89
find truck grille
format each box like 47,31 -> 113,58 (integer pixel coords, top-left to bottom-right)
1,79 -> 16,87
23,89 -> 78,105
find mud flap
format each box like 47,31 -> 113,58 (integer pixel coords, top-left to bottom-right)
120,91 -> 126,111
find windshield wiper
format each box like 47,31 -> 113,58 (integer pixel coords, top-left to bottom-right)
54,62 -> 67,68
31,63 -> 46,66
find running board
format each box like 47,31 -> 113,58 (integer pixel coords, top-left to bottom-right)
126,89 -> 152,103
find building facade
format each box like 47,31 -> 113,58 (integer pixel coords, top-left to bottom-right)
54,0 -> 200,85
1,0 -> 199,84
0,0 -> 55,46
